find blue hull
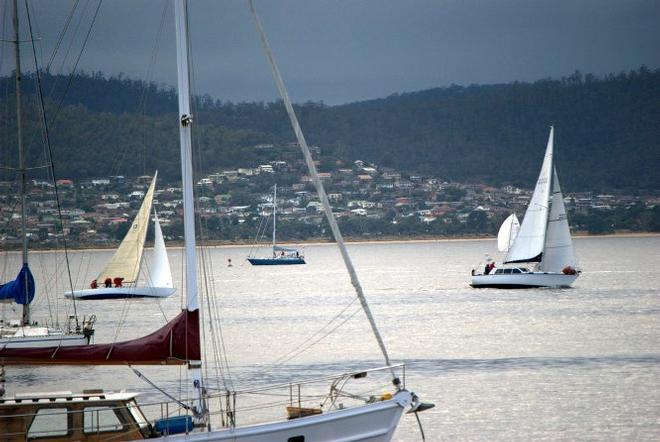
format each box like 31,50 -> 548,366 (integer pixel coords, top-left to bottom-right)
248,258 -> 306,265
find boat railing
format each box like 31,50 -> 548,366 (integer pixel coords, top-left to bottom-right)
138,363 -> 406,430
0,364 -> 406,438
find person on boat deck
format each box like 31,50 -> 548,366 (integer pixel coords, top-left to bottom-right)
489,262 -> 496,273
113,277 -> 124,287
90,279 -> 98,289
104,277 -> 112,288
295,251 -> 299,258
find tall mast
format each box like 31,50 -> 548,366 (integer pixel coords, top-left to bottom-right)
13,0 -> 29,325
272,184 -> 277,252
248,0 -> 396,379
173,0 -> 204,418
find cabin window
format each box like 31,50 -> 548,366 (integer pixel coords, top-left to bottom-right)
494,269 -> 503,274
28,408 -> 70,438
503,269 -> 513,274
288,437 -> 305,442
83,406 -> 125,434
512,268 -> 522,274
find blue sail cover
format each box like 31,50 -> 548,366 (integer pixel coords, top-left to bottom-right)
0,264 -> 35,305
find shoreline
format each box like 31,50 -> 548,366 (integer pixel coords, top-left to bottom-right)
4,231 -> 659,254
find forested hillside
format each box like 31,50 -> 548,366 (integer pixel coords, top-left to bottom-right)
1,67 -> 658,190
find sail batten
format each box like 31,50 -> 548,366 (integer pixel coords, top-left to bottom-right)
98,173 -> 158,284
505,128 -> 554,264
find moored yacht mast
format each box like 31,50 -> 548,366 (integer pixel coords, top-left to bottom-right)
247,0 -> 396,378
173,0 -> 205,418
272,184 -> 277,254
12,0 -> 29,326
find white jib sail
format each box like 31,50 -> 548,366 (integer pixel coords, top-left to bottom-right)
505,127 -> 554,263
540,166 -> 576,273
149,213 -> 173,288
497,214 -> 520,252
98,172 -> 158,283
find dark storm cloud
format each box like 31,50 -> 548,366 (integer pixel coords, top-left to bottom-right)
2,0 -> 659,104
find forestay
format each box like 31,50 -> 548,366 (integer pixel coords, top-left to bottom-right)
98,172 -> 158,283
505,127 -> 554,263
540,167 -> 576,272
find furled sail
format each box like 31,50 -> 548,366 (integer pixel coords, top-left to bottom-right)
149,213 -> 173,288
497,214 -> 520,253
0,309 -> 199,365
540,167 -> 576,273
505,127 -> 554,263
0,264 -> 35,305
98,172 -> 158,284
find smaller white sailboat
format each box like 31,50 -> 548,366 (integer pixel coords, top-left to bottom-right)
471,127 -> 579,288
248,184 -> 306,265
66,172 -> 175,299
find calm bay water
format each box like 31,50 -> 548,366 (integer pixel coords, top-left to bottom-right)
3,235 -> 660,440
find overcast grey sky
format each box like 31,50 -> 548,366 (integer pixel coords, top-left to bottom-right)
2,0 -> 659,104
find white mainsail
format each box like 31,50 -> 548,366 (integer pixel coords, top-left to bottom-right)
505,127 -> 554,263
497,214 -> 520,253
149,213 -> 173,288
98,172 -> 157,283
540,166 -> 576,272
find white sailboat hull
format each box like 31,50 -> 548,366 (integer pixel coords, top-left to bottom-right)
0,329 -> 88,348
65,286 -> 176,300
150,390 -> 411,442
471,272 -> 577,288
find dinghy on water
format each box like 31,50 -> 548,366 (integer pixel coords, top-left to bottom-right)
471,127 -> 579,288
66,172 -> 175,300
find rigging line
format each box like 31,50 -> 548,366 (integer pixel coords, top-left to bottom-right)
43,0 -> 87,125
189,58 -> 233,392
187,29 -> 235,393
138,0 -> 168,175
47,0 -> 102,130
270,296 -> 359,365
200,244 -> 229,392
206,252 -> 235,390
24,0 -> 79,327
247,0 -> 396,377
34,253 -> 54,323
0,1 -> 7,74
45,0 -> 80,71
271,305 -> 363,367
130,366 -> 195,413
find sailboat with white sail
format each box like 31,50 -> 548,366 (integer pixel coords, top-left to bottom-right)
0,0 -> 93,348
248,184 -> 306,265
65,172 -> 175,300
0,1 -> 429,440
471,127 -> 579,288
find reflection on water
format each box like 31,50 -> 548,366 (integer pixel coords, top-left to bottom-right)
3,235 -> 660,440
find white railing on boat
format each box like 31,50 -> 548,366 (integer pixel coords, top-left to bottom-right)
0,364 -> 406,439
